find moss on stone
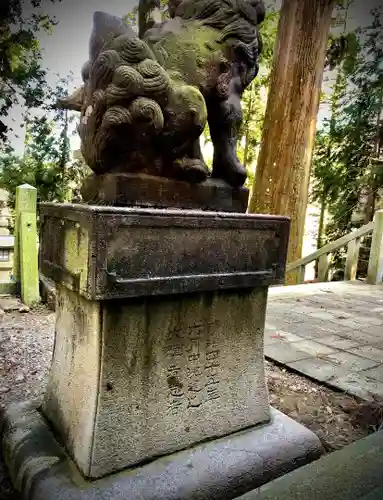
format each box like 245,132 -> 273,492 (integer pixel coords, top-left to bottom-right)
166,82 -> 207,130
150,21 -> 225,89
63,225 -> 89,293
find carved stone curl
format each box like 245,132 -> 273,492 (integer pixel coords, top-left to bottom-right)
59,0 -> 265,188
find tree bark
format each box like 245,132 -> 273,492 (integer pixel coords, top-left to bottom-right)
248,0 -> 335,284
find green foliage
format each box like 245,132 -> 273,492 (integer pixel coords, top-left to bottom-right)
312,6 -> 383,265
326,0 -> 355,69
0,1 -> 90,220
123,7 -> 138,29
124,0 -> 168,32
0,74 -> 91,209
0,0 -> 62,145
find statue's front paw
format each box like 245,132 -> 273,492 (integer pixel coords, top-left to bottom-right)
172,158 -> 209,183
212,155 -> 247,188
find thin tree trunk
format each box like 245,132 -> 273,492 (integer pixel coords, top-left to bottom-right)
317,193 -> 327,250
243,85 -> 254,170
316,71 -> 342,266
364,85 -> 383,224
248,0 -> 335,284
316,1 -> 351,274
314,190 -> 326,279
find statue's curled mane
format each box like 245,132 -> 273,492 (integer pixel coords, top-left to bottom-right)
172,0 -> 265,60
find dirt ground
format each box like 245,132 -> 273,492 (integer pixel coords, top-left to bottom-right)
0,306 -> 381,499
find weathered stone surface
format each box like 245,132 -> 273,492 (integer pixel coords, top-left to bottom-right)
39,274 -> 56,311
42,285 -> 101,476
0,297 -> 20,312
348,345 -> 383,364
14,184 -> 40,306
322,351 -> 379,372
0,402 -> 323,500
265,282 -> 383,401
361,365 -> 383,382
80,173 -> 249,212
314,334 -> 362,350
287,358 -> 346,383
39,204 -> 290,300
238,429 -> 383,500
42,285 -> 271,478
264,328 -> 305,346
264,343 -> 312,364
287,339 -> 336,357
335,373 -> 383,401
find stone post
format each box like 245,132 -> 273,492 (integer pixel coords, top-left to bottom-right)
367,209 -> 383,285
14,184 -> 39,306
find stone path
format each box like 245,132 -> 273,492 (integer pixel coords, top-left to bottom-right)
265,281 -> 383,401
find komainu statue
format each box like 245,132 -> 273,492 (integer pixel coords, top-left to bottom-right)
59,0 -> 265,188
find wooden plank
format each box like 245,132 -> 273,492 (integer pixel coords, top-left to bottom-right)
345,237 -> 361,281
296,265 -> 306,284
287,221 -> 374,272
318,253 -> 331,282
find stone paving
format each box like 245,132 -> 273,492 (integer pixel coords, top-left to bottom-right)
265,281 -> 383,401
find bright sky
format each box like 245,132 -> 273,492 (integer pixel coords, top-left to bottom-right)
8,0 -> 139,153
6,0 -> 381,155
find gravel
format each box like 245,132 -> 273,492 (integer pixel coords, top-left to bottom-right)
0,302 -> 54,500
265,360 -> 371,451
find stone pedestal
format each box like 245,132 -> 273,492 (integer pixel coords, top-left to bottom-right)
80,173 -> 249,213
1,202 -> 324,499
38,203 -> 289,479
44,285 -> 270,478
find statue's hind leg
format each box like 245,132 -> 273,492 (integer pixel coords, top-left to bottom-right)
207,86 -> 247,188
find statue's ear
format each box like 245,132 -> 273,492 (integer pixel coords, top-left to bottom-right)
89,11 -> 133,63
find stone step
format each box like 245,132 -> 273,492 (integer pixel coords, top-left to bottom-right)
236,430 -> 383,500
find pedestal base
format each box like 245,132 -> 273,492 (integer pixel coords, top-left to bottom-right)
0,402 -> 323,500
43,286 -> 272,479
80,174 -> 249,212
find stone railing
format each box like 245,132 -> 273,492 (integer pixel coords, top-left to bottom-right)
287,209 -> 383,285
